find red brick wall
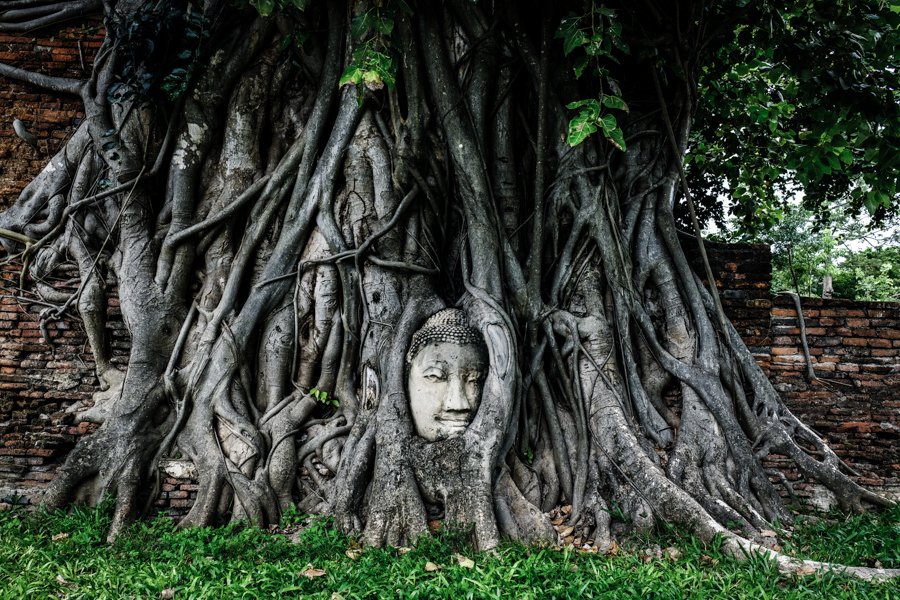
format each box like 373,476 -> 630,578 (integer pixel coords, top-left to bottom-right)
759,297 -> 899,505
0,265 -> 129,503
685,238 -> 774,349
691,240 -> 899,506
0,24 -> 102,204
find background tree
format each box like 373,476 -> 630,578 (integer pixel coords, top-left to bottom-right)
0,0 -> 896,579
687,0 -> 900,235
724,202 -> 900,301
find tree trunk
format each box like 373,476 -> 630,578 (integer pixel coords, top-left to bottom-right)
0,0 -> 893,578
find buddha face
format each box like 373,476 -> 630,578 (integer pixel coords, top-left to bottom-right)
407,340 -> 487,441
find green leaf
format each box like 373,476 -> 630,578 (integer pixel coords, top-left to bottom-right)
251,0 -> 275,16
566,115 -> 598,147
374,16 -> 394,36
839,147 -> 854,165
605,126 -> 627,151
599,113 -> 618,133
351,12 -> 371,39
573,55 -> 588,78
563,29 -> 588,56
601,95 -> 629,112
339,67 -> 363,87
566,99 -> 600,118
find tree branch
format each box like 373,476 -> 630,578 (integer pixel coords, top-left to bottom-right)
0,61 -> 83,95
0,0 -> 101,33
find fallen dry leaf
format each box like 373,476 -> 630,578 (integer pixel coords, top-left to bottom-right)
300,567 -> 327,579
454,554 -> 475,569
424,561 -> 441,572
558,526 -> 575,538
55,575 -> 75,588
345,549 -> 363,560
794,565 -> 818,577
51,533 -> 69,542
760,529 -> 778,538
664,547 -> 682,561
397,547 -> 412,555
605,540 -> 620,556
160,588 -> 176,599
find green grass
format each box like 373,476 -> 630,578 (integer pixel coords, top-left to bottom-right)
0,504 -> 897,599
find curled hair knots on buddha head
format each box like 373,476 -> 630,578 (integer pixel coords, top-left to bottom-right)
406,308 -> 487,364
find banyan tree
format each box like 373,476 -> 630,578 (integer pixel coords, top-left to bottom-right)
0,0 -> 895,579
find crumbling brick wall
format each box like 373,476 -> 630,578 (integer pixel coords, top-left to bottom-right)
0,24 -> 101,202
693,241 -> 899,506
760,297 -> 899,506
0,265 -> 129,503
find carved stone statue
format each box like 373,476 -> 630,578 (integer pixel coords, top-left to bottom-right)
406,308 -> 487,441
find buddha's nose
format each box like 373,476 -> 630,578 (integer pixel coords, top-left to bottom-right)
443,376 -> 470,413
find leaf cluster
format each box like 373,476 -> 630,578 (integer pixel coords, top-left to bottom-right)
107,0 -> 210,103
309,386 -> 338,408
557,3 -> 630,149
688,0 -> 900,234
739,203 -> 900,300
246,0 -> 310,18
338,2 -> 411,96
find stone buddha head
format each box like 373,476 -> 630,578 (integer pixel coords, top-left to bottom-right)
406,308 -> 488,441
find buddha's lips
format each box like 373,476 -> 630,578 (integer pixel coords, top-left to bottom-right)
436,417 -> 470,425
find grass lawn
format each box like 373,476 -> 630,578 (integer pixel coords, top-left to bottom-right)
0,503 -> 897,599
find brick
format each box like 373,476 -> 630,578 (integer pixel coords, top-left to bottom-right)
771,347 -> 799,355
872,349 -> 898,357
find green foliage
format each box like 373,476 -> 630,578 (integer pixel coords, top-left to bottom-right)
337,2 -> 409,99
557,3 -> 629,150
832,248 -> 900,302
248,0 -> 309,17
309,387 -> 338,408
689,1 -> 900,233
108,1 -> 209,103
0,505 -> 897,598
733,203 -> 900,300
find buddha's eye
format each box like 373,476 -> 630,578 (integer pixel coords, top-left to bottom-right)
422,369 -> 447,382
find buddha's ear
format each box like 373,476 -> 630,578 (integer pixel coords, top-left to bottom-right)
484,323 -> 511,379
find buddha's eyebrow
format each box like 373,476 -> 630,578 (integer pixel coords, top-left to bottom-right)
421,360 -> 448,370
